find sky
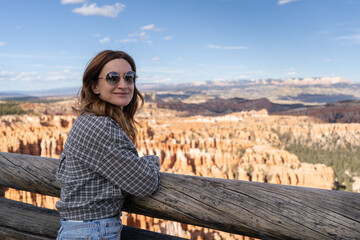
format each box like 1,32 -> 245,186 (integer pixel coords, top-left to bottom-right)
0,0 -> 360,92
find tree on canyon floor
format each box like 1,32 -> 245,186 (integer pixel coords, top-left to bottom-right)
0,102 -> 28,116
275,132 -> 360,191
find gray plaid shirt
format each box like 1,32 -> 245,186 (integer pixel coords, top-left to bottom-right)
56,113 -> 160,220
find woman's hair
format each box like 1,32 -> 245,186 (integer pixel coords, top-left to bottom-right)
78,50 -> 144,143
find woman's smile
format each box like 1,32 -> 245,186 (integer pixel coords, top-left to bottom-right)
113,92 -> 129,95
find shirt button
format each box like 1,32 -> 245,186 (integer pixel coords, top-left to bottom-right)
105,222 -> 109,227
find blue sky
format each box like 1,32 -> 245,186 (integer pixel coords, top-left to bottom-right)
0,0 -> 360,92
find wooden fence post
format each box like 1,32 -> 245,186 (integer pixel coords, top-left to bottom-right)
1,152 -> 360,240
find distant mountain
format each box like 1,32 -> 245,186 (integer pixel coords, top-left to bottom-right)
279,93 -> 357,104
155,97 -> 307,116
152,95 -> 360,123
1,77 -> 359,105
139,77 -> 355,92
252,77 -> 351,86
0,87 -> 80,100
140,78 -> 360,105
276,100 -> 360,123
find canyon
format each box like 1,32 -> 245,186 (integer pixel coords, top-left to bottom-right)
1,99 -> 360,240
276,100 -> 360,123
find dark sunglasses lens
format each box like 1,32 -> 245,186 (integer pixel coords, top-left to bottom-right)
125,71 -> 136,84
106,72 -> 120,85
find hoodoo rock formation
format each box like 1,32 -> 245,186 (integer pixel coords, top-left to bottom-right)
0,115 -> 74,158
2,104 -> 359,239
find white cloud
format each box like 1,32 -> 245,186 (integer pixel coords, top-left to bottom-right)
284,67 -> 297,72
124,24 -> 163,44
29,64 -> 45,68
72,3 -> 125,18
0,71 -> 15,79
278,0 -> 298,5
117,38 -> 138,43
140,24 -> 163,31
18,72 -> 44,82
0,69 -> 81,83
138,32 -> 148,38
138,69 -> 180,83
0,68 -> 82,91
128,31 -> 149,40
164,35 -> 174,40
287,71 -> 297,76
141,24 -> 155,30
206,44 -> 248,50
45,70 -> 81,82
336,34 -> 360,44
325,58 -> 332,62
152,57 -> 162,61
244,70 -> 264,76
99,37 -> 110,43
0,42 -> 6,47
92,33 -> 101,37
61,0 -> 86,4
0,71 -> 42,83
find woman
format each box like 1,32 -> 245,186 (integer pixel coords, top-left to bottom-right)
56,50 -> 160,240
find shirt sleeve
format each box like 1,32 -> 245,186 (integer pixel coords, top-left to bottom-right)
80,116 -> 160,197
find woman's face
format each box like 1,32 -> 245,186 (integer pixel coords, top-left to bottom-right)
92,58 -> 134,107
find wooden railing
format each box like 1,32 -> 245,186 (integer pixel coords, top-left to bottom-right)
0,151 -> 359,240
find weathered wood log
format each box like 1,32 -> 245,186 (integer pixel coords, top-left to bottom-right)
0,226 -> 52,240
0,197 -> 187,240
1,152 -> 360,239
0,152 -> 60,197
0,197 -> 59,239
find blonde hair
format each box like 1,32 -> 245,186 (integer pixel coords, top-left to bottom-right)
77,50 -> 144,143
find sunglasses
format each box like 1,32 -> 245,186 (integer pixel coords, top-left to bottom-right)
98,71 -> 137,86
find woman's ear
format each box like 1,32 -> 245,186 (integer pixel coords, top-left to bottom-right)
92,84 -> 100,94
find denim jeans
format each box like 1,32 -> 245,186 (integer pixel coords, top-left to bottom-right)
56,216 -> 122,240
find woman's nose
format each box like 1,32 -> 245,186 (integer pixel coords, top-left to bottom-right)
116,76 -> 127,88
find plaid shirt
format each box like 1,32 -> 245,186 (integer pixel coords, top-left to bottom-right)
56,113 -> 160,220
